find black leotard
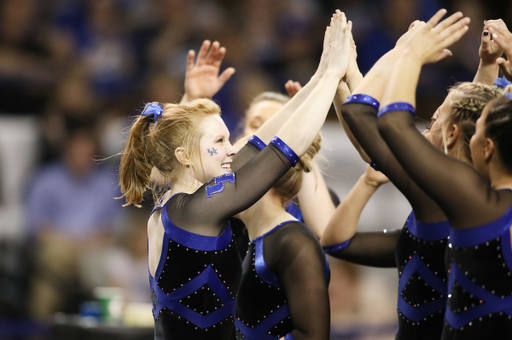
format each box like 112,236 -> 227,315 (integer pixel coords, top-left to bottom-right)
150,141 -> 293,340
235,221 -> 330,340
376,103 -> 512,339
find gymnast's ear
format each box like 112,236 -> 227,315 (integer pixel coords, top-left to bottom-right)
484,137 -> 495,164
175,147 -> 192,167
445,123 -> 459,150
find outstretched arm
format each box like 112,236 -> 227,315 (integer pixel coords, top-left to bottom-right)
339,20 -> 446,222
473,26 -> 503,85
283,80 -> 337,237
180,40 -> 235,103
320,165 -> 398,268
377,10 -> 510,228
321,165 -> 389,246
297,160 -> 336,237
485,19 -> 512,81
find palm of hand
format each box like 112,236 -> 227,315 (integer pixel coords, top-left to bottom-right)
185,66 -> 223,99
479,41 -> 503,63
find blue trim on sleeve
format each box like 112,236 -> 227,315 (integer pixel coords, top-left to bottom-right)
378,102 -> 416,118
322,239 -> 352,254
248,135 -> 266,151
344,94 -> 380,111
270,137 -> 299,167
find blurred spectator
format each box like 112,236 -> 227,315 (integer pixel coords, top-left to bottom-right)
25,127 -> 124,317
0,0 -> 59,115
51,0 -> 137,100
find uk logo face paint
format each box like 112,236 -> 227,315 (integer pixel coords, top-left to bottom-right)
207,148 -> 218,156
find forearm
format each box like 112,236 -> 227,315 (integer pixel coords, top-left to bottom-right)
334,83 -> 371,163
345,70 -> 363,92
381,50 -> 421,106
321,175 -> 379,246
298,161 -> 335,238
276,72 -> 339,156
352,50 -> 397,98
327,231 -> 399,268
254,74 -> 321,144
473,59 -> 500,85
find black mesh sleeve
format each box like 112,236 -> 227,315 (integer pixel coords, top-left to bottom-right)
167,144 -> 292,234
265,223 -> 330,340
327,229 -> 401,268
377,110 -> 512,227
231,142 -> 261,172
341,103 -> 446,223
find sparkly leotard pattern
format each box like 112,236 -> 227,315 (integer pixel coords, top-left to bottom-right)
235,221 -> 330,340
150,199 -> 242,340
395,212 -> 450,340
442,204 -> 512,339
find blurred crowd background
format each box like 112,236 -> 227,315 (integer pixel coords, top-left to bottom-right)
0,0 -> 511,339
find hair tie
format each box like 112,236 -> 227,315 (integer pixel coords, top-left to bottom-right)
141,102 -> 163,122
505,93 -> 512,101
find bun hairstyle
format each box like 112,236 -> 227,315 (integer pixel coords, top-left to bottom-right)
484,85 -> 512,172
443,82 -> 503,162
272,133 -> 322,207
119,99 -> 221,207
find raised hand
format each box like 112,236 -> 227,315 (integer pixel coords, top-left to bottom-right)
485,19 -> 512,81
182,40 -> 236,102
395,20 -> 426,49
284,80 -> 302,98
363,164 -> 390,187
402,9 -> 470,65
479,27 -> 503,64
326,10 -> 352,79
314,26 -> 333,78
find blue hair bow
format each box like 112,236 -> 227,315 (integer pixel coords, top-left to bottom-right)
141,102 -> 163,122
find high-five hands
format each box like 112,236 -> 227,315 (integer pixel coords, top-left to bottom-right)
402,9 -> 470,65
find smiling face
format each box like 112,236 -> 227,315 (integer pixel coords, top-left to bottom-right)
423,90 -> 460,150
196,114 -> 237,182
243,100 -> 284,136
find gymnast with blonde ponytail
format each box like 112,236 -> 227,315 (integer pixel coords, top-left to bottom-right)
118,10 -> 352,340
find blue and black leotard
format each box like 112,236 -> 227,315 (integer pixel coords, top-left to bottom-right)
235,221 -> 330,340
325,211 -> 450,339
442,205 -> 512,339
374,96 -> 512,339
332,101 -> 456,339
149,138 -> 297,340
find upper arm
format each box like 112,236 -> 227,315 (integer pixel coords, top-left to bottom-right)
272,229 -> 330,340
173,145 -> 292,229
341,102 -> 446,222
